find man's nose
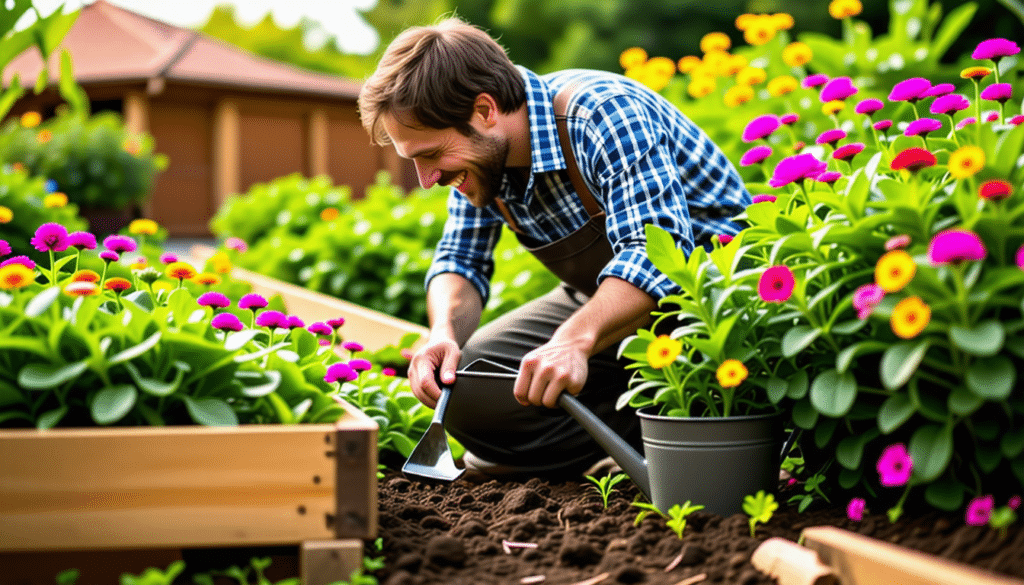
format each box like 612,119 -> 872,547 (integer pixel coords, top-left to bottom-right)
415,161 -> 442,189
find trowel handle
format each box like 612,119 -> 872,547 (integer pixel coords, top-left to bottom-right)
433,383 -> 454,423
558,392 -> 652,501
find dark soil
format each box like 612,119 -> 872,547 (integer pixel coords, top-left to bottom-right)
371,467 -> 1024,585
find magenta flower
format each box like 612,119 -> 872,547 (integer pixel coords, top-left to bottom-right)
327,317 -> 345,329
1010,115 -> 1024,126
873,119 -> 893,132
318,338 -> 331,347
853,283 -> 884,320
1010,496 -> 1022,510
238,293 -> 269,310
742,114 -> 781,142
928,229 -> 987,265
31,222 -> 69,252
102,235 -> 137,254
740,145 -> 773,166
956,117 -> 977,130
820,76 -> 858,102
768,153 -> 827,188
965,495 -> 995,526
225,237 -> 248,252
980,83 -> 1013,103
287,315 -> 305,329
0,239 -> 9,257
815,171 -> 842,185
349,358 -> 373,371
972,38 -> 1021,61
382,367 -> 397,377
99,250 -> 119,262
930,94 -> 970,115
904,118 -> 942,137
854,98 -> 884,116
885,235 -> 911,250
985,111 -> 1000,122
343,341 -> 365,352
255,310 -> 287,329
780,113 -> 799,125
751,194 -> 777,204
816,128 -> 847,146
197,291 -> 231,309
717,234 -> 735,245
325,362 -> 358,383
847,497 -> 866,522
833,143 -> 864,162
922,83 -> 955,98
1,255 -> 35,269
888,77 -> 931,102
758,265 -> 795,303
211,313 -> 245,332
877,443 -> 913,487
159,252 -> 178,264
801,73 -> 829,88
1017,245 -> 1024,270
307,322 -> 332,336
67,231 -> 97,250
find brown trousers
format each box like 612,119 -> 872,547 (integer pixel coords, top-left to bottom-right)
444,284 -> 643,475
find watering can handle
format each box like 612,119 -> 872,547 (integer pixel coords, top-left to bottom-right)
558,392 -> 652,501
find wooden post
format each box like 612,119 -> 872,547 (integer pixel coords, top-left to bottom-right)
124,91 -> 153,218
308,108 -> 328,178
212,98 -> 240,208
301,540 -> 364,585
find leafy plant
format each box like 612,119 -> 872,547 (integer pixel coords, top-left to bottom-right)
584,472 -> 629,508
119,560 -> 185,585
631,496 -> 666,526
0,164 -> 87,262
0,1 -> 78,121
665,501 -> 705,539
743,490 -> 779,537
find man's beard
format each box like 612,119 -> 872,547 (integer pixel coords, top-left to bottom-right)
464,127 -> 510,208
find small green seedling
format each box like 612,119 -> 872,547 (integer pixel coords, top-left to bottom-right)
743,490 -> 778,537
666,501 -> 705,539
990,506 -> 1018,539
631,495 -> 667,525
585,472 -> 629,508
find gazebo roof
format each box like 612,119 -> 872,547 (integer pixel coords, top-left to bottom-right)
5,0 -> 363,99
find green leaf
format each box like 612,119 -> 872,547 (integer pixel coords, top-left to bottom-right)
236,370 -> 282,397
781,326 -> 820,358
792,399 -> 818,429
24,286 -> 60,318
17,360 -> 89,390
90,385 -> 137,425
836,341 -> 887,373
836,429 -> 879,470
810,369 -> 858,418
929,3 -> 977,62
107,330 -> 162,366
786,370 -> 809,400
58,50 -> 89,116
909,424 -> 954,483
36,405 -> 67,429
1002,427 -> 1024,459
880,340 -> 930,390
181,396 -> 238,426
225,329 -> 261,351
878,393 -> 915,434
949,320 -> 1005,357
122,362 -> 183,397
947,386 -> 983,416
965,356 -> 1015,400
924,476 -> 965,512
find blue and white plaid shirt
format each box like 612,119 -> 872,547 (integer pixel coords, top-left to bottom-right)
426,67 -> 750,303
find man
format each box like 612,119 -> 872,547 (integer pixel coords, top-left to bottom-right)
358,18 -> 749,477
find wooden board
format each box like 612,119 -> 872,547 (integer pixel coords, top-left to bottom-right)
0,401 -> 377,552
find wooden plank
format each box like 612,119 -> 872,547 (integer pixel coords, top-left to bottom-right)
801,526 -> 1024,585
301,539 -> 364,585
0,403 -> 377,551
331,397 -> 378,540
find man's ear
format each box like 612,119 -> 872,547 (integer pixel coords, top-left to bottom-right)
473,93 -> 500,128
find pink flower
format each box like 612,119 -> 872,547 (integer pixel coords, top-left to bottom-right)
1010,495 -> 1022,510
956,117 -> 977,130
985,111 -> 1000,122
349,358 -> 373,371
853,283 -> 884,320
820,76 -> 858,102
922,83 -> 955,98
751,194 -> 777,204
877,443 -> 913,487
255,310 -> 287,329
325,362 -> 358,383
197,291 -> 231,309
717,234 -> 735,245
1010,115 -> 1024,126
1017,245 -> 1024,270
768,153 -> 827,188
1,255 -> 35,269
327,317 -> 346,329
780,113 -> 799,125
965,495 -> 995,526
343,341 -> 364,352
802,74 -> 829,89
287,316 -> 305,329
102,235 -> 137,254
67,231 -> 97,250
740,145 -> 773,166
0,239 -> 9,257
758,265 -> 795,303
307,322 -> 333,336
847,497 -> 866,522
99,250 -> 119,262
888,78 -> 932,102
980,83 -> 1013,103
382,367 -> 397,377
854,98 -> 884,116
873,119 -> 893,132
225,237 -> 248,252
885,235 -> 911,250
904,118 -> 942,137
815,171 -> 842,185
318,338 -> 331,346
816,128 -> 847,146
742,115 -> 781,142
928,229 -> 987,265
159,252 -> 178,264
211,313 -> 245,332
833,143 -> 865,162
972,38 -> 1021,61
31,222 -> 69,252
238,293 -> 269,310
930,94 -> 970,115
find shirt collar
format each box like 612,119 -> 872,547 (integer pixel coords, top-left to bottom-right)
521,66 -> 567,176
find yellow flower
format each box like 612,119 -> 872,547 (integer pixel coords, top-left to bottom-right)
735,13 -> 756,30
209,251 -> 232,274
639,60 -> 673,92
960,66 -> 992,80
63,281 -> 99,297
130,259 -> 148,270
0,206 -> 11,223
193,272 -> 222,286
772,13 -> 795,30
123,137 -> 141,155
947,146 -> 986,179
735,66 -> 767,86
725,54 -> 748,76
165,261 -> 197,281
103,277 -> 132,292
43,192 -> 67,208
677,56 -> 701,74
129,218 -> 160,235
619,47 -> 648,71
687,76 -> 717,99
829,0 -> 863,19
891,296 -> 931,339
37,129 -> 52,144
724,84 -> 755,107
20,111 -> 41,128
875,250 -> 916,293
71,269 -> 101,283
647,335 -> 682,369
743,17 -> 777,46
701,50 -> 732,77
0,263 -> 35,289
782,42 -> 813,67
647,56 -> 676,78
320,207 -> 340,221
822,100 -> 846,116
716,359 -> 749,388
767,75 -> 798,97
700,32 -> 731,53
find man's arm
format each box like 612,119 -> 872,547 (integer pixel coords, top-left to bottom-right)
514,276 -> 656,408
408,272 -> 483,408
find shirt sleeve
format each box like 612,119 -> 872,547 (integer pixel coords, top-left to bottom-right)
424,188 -> 504,304
579,94 -> 748,301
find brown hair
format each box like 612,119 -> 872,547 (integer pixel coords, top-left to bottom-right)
358,17 -> 526,145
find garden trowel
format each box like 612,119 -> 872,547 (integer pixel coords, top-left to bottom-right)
402,381 -> 465,481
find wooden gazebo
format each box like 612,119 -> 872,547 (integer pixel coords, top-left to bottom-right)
5,0 -> 416,236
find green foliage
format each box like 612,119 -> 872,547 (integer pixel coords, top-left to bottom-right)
584,472 -> 629,508
743,490 -> 779,537
0,2 -> 78,120
0,111 -> 167,210
665,501 -> 705,539
0,164 -> 87,261
119,560 -> 185,585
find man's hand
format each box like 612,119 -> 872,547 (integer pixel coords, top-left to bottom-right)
515,340 -> 589,408
408,337 -> 461,409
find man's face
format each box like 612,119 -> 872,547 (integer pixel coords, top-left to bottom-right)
382,111 -> 509,208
